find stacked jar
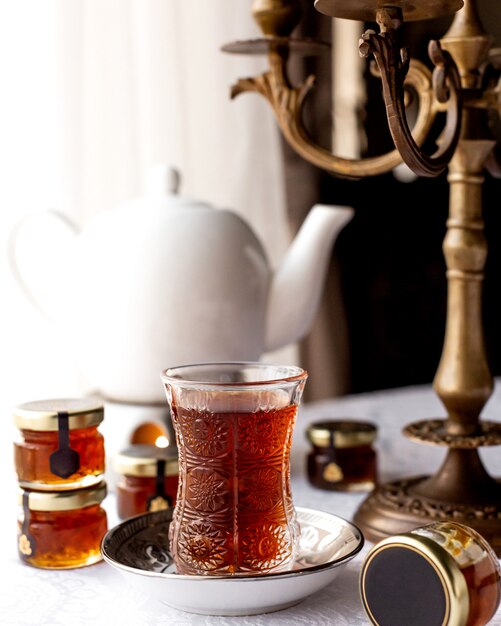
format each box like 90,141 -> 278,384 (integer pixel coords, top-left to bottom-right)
13,399 -> 108,569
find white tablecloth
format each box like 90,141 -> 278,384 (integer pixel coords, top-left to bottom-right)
2,382 -> 501,625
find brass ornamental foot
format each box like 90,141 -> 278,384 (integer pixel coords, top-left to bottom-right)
356,413 -> 501,557
354,471 -> 501,556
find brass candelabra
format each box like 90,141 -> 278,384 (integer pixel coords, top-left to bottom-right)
224,0 -> 501,554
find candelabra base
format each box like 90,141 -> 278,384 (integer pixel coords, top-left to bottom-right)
354,474 -> 501,557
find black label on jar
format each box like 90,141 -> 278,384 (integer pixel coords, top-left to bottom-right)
49,411 -> 81,478
147,459 -> 171,512
18,493 -> 36,561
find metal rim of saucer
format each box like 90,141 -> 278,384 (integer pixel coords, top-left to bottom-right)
101,506 -> 364,581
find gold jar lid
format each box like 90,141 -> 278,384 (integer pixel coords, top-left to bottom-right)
13,398 -> 104,431
360,532 -> 469,626
114,445 -> 179,477
307,420 -> 377,448
20,482 -> 107,512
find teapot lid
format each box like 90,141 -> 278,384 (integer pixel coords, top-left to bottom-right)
146,164 -> 181,197
123,164 -> 209,211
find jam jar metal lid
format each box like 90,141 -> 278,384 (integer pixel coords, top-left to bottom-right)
307,420 -> 377,448
114,445 -> 179,477
360,531 -> 470,626
13,398 -> 104,431
19,482 -> 107,512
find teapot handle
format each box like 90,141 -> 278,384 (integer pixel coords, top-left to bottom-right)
9,209 -> 79,321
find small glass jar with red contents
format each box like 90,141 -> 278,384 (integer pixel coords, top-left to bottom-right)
13,398 -> 105,490
306,420 -> 378,492
114,444 -> 179,519
360,521 -> 501,626
18,482 -> 108,569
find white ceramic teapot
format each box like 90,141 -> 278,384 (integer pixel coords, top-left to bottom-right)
10,166 -> 353,404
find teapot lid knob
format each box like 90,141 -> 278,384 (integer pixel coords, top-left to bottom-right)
146,164 -> 181,196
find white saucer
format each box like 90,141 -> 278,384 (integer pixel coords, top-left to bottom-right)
101,506 -> 364,616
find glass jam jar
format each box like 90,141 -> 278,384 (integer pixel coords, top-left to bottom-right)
18,482 -> 108,569
306,420 -> 377,491
114,444 -> 179,519
13,398 -> 105,490
360,521 -> 501,626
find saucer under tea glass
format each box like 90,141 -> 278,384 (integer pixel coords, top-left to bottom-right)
161,362 -> 307,576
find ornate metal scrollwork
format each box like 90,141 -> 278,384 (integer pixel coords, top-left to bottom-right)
225,6 -> 461,179
359,7 -> 462,177
368,478 -> 501,521
229,41 -> 439,179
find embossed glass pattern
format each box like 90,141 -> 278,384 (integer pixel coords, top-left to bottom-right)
161,362 -> 307,576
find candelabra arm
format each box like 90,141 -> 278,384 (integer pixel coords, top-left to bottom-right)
230,42 -> 438,179
360,8 -> 463,177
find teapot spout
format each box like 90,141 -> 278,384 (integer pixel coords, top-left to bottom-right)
265,204 -> 354,352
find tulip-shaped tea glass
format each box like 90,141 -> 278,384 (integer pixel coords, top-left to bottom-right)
161,362 -> 307,576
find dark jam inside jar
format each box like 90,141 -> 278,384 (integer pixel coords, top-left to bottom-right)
117,474 -> 179,519
14,426 -> 105,488
18,503 -> 108,569
462,552 -> 501,626
307,443 -> 377,491
306,420 -> 377,492
409,522 -> 501,626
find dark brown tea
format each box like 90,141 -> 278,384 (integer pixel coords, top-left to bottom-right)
170,403 -> 299,575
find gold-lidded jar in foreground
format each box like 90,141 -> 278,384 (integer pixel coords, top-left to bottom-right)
360,521 -> 501,626
18,482 -> 108,569
306,420 -> 377,492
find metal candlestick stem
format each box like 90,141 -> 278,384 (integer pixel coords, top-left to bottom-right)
223,0 -> 501,554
